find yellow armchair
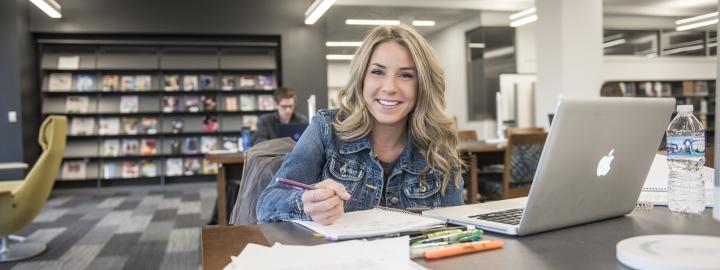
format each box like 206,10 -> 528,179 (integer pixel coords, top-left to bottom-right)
0,116 -> 66,262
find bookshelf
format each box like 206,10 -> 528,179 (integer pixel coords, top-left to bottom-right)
38,35 -> 281,187
613,80 -> 715,146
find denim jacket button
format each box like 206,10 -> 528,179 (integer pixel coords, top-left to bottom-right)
390,197 -> 399,204
419,184 -> 427,193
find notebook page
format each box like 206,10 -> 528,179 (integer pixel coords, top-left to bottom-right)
640,154 -> 714,207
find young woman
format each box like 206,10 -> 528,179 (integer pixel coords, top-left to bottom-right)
256,24 -> 464,225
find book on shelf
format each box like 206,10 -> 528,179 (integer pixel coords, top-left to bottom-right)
164,75 -> 181,91
183,75 -> 199,91
121,139 -> 140,155
61,160 -> 86,180
661,82 -> 673,97
170,119 -> 184,133
183,137 -> 200,154
184,96 -> 201,112
641,82 -> 654,97
257,95 -> 275,111
257,74 -> 273,90
682,81 -> 695,96
163,96 -> 181,113
120,95 -> 139,113
165,158 -> 184,176
76,74 -> 96,91
202,158 -> 219,174
169,139 -> 182,154
122,117 -> 139,135
102,75 -> 120,91
201,136 -> 218,153
239,75 -> 256,89
103,162 -> 117,179
102,139 -> 121,157
141,138 -> 157,156
694,81 -> 709,96
66,96 -> 90,113
202,96 -> 217,111
222,136 -> 240,152
135,75 -> 152,91
98,117 -> 120,135
70,117 -> 95,136
200,75 -> 216,90
48,73 -> 73,91
203,115 -> 219,132
122,161 -> 140,178
221,75 -> 236,90
240,94 -> 257,111
243,115 -> 258,131
183,157 -> 201,176
225,96 -> 238,111
141,160 -> 157,177
141,117 -> 158,134
652,82 -> 663,97
120,76 -> 135,91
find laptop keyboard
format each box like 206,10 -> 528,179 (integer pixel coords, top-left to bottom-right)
468,208 -> 524,225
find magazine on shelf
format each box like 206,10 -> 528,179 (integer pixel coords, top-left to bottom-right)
202,96 -> 217,111
183,75 -> 199,91
120,76 -> 135,91
141,160 -> 157,177
102,75 -> 120,91
183,137 -> 200,154
103,162 -> 117,179
200,75 -> 216,90
141,138 -> 157,156
76,74 -> 95,91
122,139 -> 140,155
243,115 -> 258,131
141,117 -> 158,134
222,136 -> 240,152
164,75 -> 181,91
66,96 -> 89,113
257,74 -> 273,90
201,136 -> 218,153
225,96 -> 238,111
120,95 -> 139,113
122,117 -> 139,135
62,160 -> 86,180
257,95 -> 275,111
170,119 -> 184,133
183,157 -> 201,176
221,75 -> 236,90
70,117 -> 95,136
239,75 -> 256,89
122,161 -> 140,178
48,73 -> 73,91
165,158 -> 183,176
184,96 -> 201,112
98,117 -> 120,135
102,139 -> 121,157
240,94 -> 257,111
57,56 -> 79,70
169,139 -> 182,154
135,75 -> 152,91
202,159 -> 219,174
203,116 -> 219,132
163,96 -> 180,113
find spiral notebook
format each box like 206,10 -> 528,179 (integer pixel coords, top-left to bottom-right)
640,154 -> 715,207
291,207 -> 445,240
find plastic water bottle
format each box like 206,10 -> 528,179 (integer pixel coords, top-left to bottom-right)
666,105 -> 706,214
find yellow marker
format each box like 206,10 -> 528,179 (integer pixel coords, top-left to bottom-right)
313,233 -> 324,238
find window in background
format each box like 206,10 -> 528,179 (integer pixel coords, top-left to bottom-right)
660,30 -> 706,56
466,27 -> 516,121
603,30 -> 659,57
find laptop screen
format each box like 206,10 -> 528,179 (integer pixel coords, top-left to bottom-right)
278,123 -> 308,141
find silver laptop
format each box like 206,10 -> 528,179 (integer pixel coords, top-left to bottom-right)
424,97 -> 675,236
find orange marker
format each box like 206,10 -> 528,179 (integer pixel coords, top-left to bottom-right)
424,240 -> 504,260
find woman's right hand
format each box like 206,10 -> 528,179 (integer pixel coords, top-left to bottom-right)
301,179 -> 352,225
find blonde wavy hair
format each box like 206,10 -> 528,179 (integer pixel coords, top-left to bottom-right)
333,24 -> 464,194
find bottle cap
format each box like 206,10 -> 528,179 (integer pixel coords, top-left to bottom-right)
676,105 -> 693,112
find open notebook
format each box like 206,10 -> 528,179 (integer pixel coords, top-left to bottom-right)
291,208 -> 445,240
640,154 -> 715,207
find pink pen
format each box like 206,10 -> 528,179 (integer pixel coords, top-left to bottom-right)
277,177 -> 359,202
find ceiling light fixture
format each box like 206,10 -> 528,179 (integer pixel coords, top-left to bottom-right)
676,12 -> 719,25
509,8 -> 536,21
468,43 -> 486,49
412,20 -> 436,27
510,14 -> 537,27
304,0 -> 336,25
30,0 -> 62,19
345,19 -> 400,26
509,7 -> 537,27
676,18 -> 719,31
603,38 -> 626,48
326,54 -> 354,60
326,41 -> 362,47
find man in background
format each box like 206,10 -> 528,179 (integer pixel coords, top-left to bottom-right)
251,87 -> 308,146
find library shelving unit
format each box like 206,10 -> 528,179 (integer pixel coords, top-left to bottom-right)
613,80 -> 716,146
38,34 -> 281,187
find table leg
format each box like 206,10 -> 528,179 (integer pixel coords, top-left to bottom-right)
470,154 -> 478,204
218,164 -> 227,226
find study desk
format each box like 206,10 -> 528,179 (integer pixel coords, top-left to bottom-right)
205,152 -> 245,226
457,141 -> 505,204
201,208 -> 720,270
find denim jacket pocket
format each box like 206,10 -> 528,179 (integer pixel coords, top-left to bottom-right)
402,171 -> 443,207
328,155 -> 365,195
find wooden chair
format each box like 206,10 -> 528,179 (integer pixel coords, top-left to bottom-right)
479,130 -> 547,200
504,127 -> 545,137
457,130 -> 478,142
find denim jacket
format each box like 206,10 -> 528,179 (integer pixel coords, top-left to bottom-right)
256,109 -> 464,223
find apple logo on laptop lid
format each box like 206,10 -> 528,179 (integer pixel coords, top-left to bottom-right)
597,149 -> 615,177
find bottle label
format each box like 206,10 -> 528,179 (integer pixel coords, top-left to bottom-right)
666,136 -> 705,157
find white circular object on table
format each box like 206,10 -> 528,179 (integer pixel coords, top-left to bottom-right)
616,234 -> 720,270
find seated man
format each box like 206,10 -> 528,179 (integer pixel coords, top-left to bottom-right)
251,87 -> 308,146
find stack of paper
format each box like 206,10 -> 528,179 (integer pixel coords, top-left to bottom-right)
224,236 -> 427,270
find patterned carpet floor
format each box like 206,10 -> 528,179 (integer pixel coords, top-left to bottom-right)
2,182 -> 217,270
